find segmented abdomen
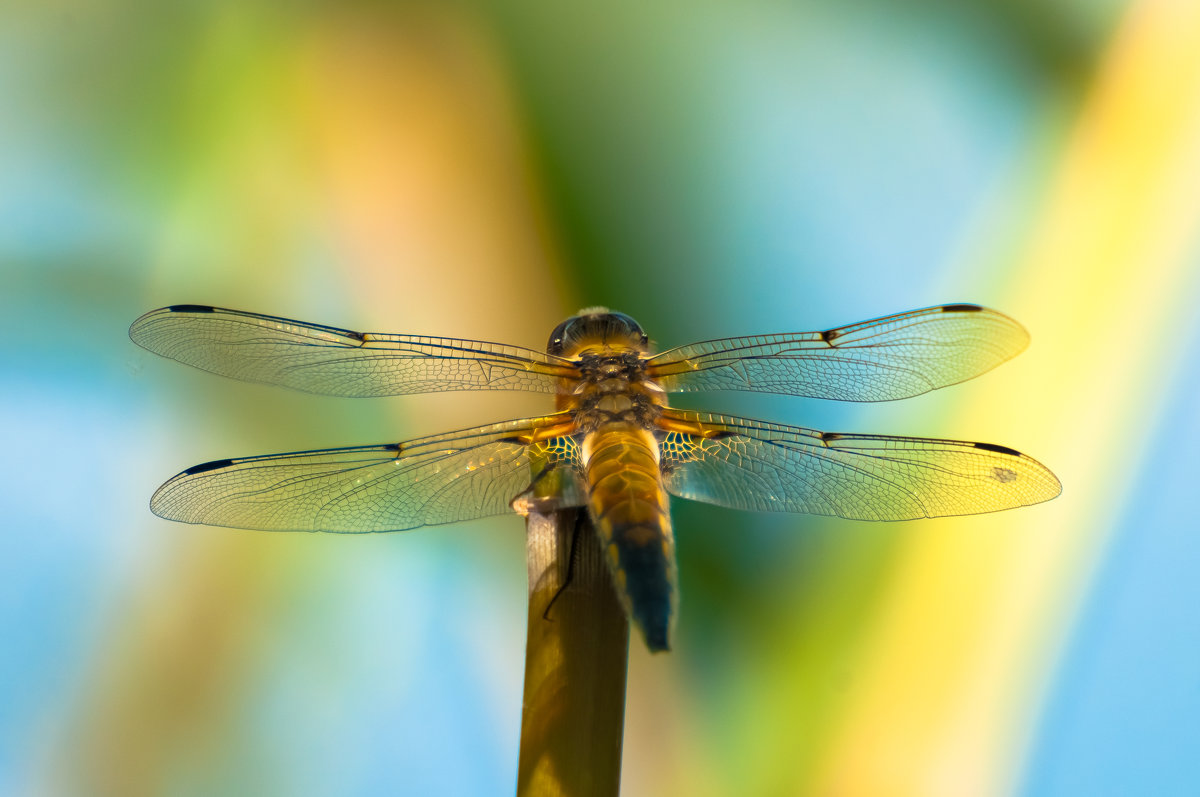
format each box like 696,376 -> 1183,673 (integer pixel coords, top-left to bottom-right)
584,421 -> 676,652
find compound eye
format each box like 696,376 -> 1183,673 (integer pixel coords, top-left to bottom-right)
611,312 -> 645,341
546,317 -> 578,355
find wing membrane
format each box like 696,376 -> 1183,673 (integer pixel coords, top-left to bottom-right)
150,415 -> 584,532
647,304 -> 1029,401
130,305 -> 576,397
659,410 -> 1060,520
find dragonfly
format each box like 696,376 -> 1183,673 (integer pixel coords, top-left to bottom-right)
130,303 -> 1060,652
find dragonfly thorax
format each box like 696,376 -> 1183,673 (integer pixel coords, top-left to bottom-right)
560,350 -> 665,434
549,309 -> 663,432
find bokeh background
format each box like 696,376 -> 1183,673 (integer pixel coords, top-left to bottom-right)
3,0 -> 1199,794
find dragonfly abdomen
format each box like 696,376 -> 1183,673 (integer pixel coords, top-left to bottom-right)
583,422 -> 677,652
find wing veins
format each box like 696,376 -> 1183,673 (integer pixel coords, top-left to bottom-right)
646,305 -> 1029,402
660,410 -> 1059,520
149,413 -> 584,532
760,437 -> 927,514
130,305 -> 574,396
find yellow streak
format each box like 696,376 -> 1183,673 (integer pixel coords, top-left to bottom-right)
817,2 -> 1200,794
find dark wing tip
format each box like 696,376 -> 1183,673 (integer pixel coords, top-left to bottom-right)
182,458 -> 235,476
130,305 -> 216,341
973,441 -> 1022,457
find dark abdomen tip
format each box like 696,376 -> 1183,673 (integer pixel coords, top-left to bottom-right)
643,625 -> 671,653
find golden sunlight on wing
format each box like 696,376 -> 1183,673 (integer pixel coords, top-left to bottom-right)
129,305 -> 576,397
658,410 -> 1060,521
150,415 -> 584,532
647,304 -> 1029,401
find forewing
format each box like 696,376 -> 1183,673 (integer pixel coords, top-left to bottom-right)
150,415 -> 584,532
130,305 -> 576,396
659,410 -> 1060,520
647,304 -> 1029,401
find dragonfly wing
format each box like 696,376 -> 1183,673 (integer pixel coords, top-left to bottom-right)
658,410 -> 1060,520
150,415 -> 584,532
130,305 -> 575,397
647,304 -> 1029,401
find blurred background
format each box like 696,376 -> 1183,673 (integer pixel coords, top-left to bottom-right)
3,0 -> 1199,794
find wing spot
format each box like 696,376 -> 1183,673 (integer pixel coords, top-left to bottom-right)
167,304 -> 216,313
820,328 -> 840,345
820,432 -> 843,445
940,303 -> 983,313
992,467 -> 1018,483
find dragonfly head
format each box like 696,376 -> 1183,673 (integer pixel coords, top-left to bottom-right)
548,308 -> 649,357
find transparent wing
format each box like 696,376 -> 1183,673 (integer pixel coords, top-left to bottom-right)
150,415 -> 584,532
658,410 -> 1060,520
647,304 -> 1029,401
130,305 -> 577,397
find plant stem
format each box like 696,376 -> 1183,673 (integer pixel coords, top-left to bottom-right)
517,508 -> 629,796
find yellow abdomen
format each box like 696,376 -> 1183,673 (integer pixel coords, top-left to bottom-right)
583,422 -> 676,652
